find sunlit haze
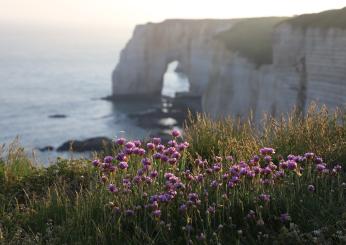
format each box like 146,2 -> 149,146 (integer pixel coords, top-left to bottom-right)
2,0 -> 346,29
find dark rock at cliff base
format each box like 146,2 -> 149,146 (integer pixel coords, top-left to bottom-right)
49,114 -> 67,119
57,137 -> 113,152
102,94 -> 162,103
127,96 -> 201,130
129,109 -> 181,129
38,146 -> 55,152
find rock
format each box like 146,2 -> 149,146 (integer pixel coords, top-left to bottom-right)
127,96 -> 201,130
49,114 -> 67,119
112,8 -> 346,120
38,146 -> 55,152
57,137 -> 113,152
203,23 -> 346,120
112,19 -> 237,97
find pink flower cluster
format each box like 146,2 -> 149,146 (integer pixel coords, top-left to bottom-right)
92,133 -> 343,222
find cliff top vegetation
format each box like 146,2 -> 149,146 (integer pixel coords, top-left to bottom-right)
285,7 -> 346,29
217,7 -> 346,66
217,17 -> 288,66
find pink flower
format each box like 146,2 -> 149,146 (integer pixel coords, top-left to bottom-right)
168,158 -> 177,165
171,129 -> 181,137
152,209 -> 161,217
179,204 -> 187,213
316,164 -> 326,172
210,180 -> 219,189
259,194 -> 271,202
153,153 -> 161,159
108,184 -> 118,193
115,138 -> 126,145
171,151 -> 181,159
150,170 -> 158,178
101,175 -> 108,183
260,147 -> 275,155
156,144 -> 165,152
141,158 -> 151,166
147,143 -> 155,150
287,160 -> 297,170
104,156 -> 113,163
118,161 -> 128,170
152,137 -> 161,145
308,184 -> 315,192
92,159 -> 100,167
226,156 -> 234,162
125,141 -> 135,149
280,213 -> 291,223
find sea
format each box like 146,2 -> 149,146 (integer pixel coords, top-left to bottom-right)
0,23 -> 191,164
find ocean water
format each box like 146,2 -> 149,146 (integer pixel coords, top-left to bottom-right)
0,23 -> 189,163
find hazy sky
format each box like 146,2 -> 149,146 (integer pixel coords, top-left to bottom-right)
2,0 -> 346,29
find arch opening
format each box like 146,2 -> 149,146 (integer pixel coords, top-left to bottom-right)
161,61 -> 190,98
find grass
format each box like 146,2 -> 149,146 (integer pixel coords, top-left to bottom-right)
0,104 -> 346,244
185,104 -> 346,164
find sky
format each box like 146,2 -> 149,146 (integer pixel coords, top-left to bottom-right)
1,0 -> 346,30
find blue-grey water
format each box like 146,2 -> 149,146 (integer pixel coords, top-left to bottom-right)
0,23 -> 189,163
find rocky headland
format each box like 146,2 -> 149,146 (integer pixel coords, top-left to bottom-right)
112,7 -> 346,120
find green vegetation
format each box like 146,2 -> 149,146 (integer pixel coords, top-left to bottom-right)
286,7 -> 346,30
186,104 -> 346,164
217,7 -> 346,67
1,104 -> 346,244
217,17 -> 288,66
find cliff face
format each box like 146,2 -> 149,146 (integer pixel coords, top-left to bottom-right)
202,52 -> 276,119
112,19 -> 237,97
274,24 -> 346,113
112,10 -> 346,118
203,23 -> 346,119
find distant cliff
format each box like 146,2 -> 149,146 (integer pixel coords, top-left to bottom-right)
112,8 -> 346,118
112,19 -> 237,97
203,8 -> 346,119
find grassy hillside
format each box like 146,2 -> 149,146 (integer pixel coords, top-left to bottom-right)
217,17 -> 288,66
1,104 -> 346,244
285,7 -> 346,29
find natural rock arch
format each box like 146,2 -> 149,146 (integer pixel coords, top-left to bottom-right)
112,20 -> 236,98
161,60 -> 190,98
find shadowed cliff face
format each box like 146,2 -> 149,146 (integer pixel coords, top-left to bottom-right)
273,24 -> 346,114
112,19 -> 237,97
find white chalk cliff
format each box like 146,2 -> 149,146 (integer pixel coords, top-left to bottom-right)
203,23 -> 346,119
112,19 -> 237,96
112,9 -> 346,118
